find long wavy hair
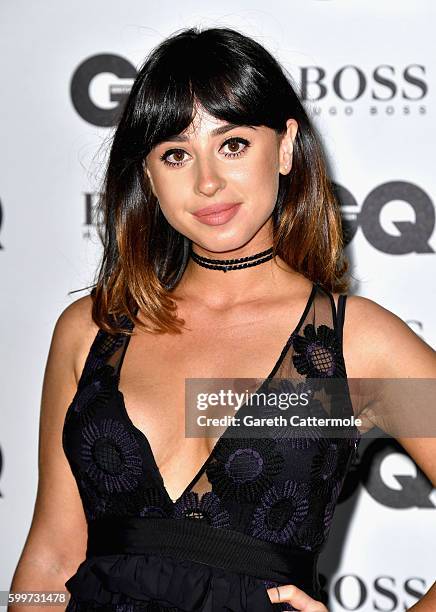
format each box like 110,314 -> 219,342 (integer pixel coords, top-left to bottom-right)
78,26 -> 349,336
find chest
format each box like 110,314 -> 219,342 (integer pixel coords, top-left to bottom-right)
119,316 -> 293,442
68,286 -> 361,507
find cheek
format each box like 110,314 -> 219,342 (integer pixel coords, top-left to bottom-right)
246,152 -> 280,209
150,171 -> 188,221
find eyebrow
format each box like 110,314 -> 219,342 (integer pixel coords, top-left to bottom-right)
163,123 -> 256,143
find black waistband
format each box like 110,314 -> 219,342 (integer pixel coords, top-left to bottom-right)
86,516 -> 320,593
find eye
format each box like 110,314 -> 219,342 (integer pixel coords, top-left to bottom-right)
221,137 -> 251,158
159,137 -> 251,168
159,149 -> 187,167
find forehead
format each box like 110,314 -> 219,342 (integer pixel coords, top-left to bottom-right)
180,107 -> 233,138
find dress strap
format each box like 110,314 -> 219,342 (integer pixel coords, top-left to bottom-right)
112,306 -> 139,376
112,334 -> 131,376
336,294 -> 347,346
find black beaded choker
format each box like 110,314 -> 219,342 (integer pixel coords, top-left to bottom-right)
190,246 -> 274,272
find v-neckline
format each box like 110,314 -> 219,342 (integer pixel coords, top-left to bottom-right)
115,281 -> 318,506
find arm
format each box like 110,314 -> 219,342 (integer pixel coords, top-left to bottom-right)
343,295 -> 436,611
267,294 -> 436,611
7,296 -> 97,612
343,295 -> 436,485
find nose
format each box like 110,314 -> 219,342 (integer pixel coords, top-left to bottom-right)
194,157 -> 226,197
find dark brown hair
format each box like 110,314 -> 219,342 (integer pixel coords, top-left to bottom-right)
76,26 -> 349,336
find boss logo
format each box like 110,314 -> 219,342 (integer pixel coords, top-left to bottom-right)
327,573 -> 427,610
300,65 -> 427,102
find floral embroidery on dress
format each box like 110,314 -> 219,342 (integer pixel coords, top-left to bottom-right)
206,437 -> 285,502
81,332 -> 126,385
173,491 -> 232,527
310,438 -> 351,497
249,480 -> 310,544
81,313 -> 133,385
138,486 -> 173,518
78,471 -> 110,522
262,379 -> 324,449
80,418 -> 143,493
292,323 -> 345,379
72,364 -> 119,427
291,514 -> 326,552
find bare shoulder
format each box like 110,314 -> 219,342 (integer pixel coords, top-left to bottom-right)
331,293 -> 436,378
53,294 -> 99,385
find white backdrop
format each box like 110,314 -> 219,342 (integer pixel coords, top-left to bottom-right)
1,1 -> 435,610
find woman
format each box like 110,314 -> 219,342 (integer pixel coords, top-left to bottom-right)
9,26 -> 436,612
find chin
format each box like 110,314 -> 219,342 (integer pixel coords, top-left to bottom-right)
191,232 -> 258,255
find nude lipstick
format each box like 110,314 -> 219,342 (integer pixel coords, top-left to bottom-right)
192,202 -> 242,226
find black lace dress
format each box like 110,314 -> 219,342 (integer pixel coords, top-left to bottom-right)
62,281 -> 361,611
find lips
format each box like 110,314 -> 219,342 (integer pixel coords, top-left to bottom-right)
193,202 -> 241,217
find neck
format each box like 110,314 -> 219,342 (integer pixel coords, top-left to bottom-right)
172,243 -> 297,307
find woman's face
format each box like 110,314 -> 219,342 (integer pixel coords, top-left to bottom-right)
144,106 -> 298,254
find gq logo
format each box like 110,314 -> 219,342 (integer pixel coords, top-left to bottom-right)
333,181 -> 434,254
341,437 -> 435,509
71,54 -> 136,127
